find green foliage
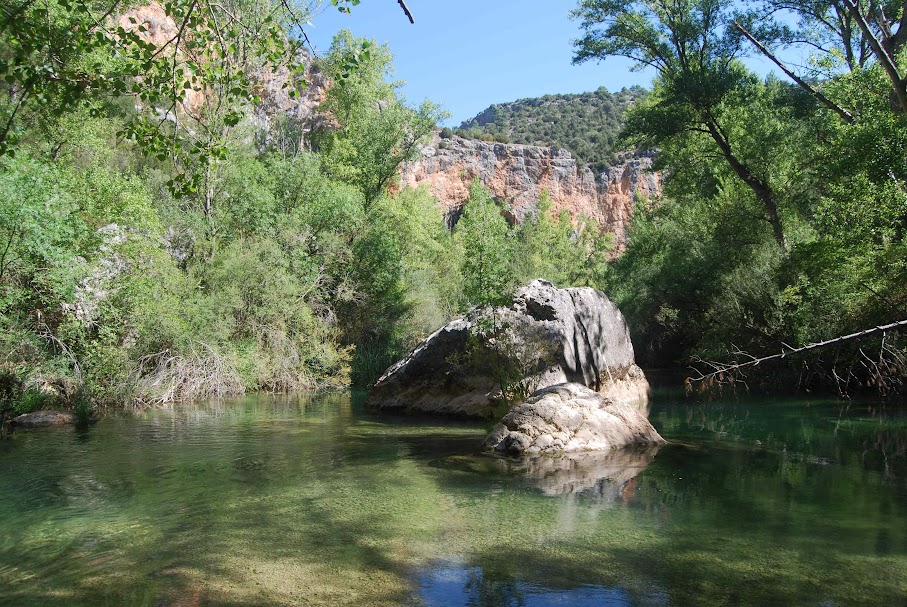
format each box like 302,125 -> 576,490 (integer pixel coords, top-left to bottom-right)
456,180 -> 516,307
456,87 -> 645,171
0,0 -> 313,193
375,186 -> 463,344
316,31 -> 447,206
584,0 -> 907,391
513,192 -> 613,287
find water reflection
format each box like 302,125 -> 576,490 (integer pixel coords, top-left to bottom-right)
491,447 -> 659,501
416,560 -> 667,607
1,391 -> 906,606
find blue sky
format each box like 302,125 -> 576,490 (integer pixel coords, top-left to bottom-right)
305,0 -> 657,126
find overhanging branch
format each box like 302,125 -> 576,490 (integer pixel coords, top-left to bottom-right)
734,21 -> 855,123
687,319 -> 907,387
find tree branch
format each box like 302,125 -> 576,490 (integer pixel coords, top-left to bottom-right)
735,21 -> 855,123
396,0 -> 414,24
843,0 -> 907,112
688,319 -> 907,386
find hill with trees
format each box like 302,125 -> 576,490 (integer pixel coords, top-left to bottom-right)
454,87 -> 646,171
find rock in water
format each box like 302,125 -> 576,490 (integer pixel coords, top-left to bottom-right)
365,279 -> 650,418
483,383 -> 665,454
11,410 -> 77,427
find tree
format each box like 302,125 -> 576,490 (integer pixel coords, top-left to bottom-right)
0,0 -> 314,176
572,0 -> 790,250
513,192 -> 612,287
316,31 -> 445,209
736,1 -> 907,116
457,180 -> 515,307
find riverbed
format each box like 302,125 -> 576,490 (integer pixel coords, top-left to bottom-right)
1,390 -> 905,606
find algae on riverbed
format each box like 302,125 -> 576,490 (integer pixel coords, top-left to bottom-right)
1,392 -> 905,606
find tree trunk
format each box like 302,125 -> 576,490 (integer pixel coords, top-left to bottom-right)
845,0 -> 907,113
703,117 -> 788,252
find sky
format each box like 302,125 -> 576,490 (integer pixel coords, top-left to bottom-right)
304,0 -> 658,126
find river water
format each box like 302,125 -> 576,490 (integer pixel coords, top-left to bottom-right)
1,390 -> 905,606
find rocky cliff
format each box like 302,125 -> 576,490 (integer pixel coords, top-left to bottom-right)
398,135 -> 660,252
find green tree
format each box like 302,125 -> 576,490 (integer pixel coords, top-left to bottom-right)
316,31 -> 445,208
457,180 -> 515,307
572,0 -> 790,250
0,0 -> 314,169
513,191 -> 612,287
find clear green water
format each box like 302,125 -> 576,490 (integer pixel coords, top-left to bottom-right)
1,391 -> 906,606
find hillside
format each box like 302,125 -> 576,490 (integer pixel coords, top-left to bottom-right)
455,87 -> 646,172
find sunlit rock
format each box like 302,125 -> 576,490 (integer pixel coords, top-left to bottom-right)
398,134 -> 660,254
366,280 -> 650,418
483,383 -> 665,455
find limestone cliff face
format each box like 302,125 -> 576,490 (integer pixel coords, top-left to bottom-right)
399,135 -> 660,252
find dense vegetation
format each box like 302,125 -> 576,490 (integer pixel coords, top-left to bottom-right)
454,87 -> 645,171
0,1 -> 614,416
577,0 -> 907,394
2,0 -> 904,416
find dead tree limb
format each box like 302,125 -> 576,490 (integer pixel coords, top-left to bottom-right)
734,21 -> 855,123
397,0 -> 414,24
688,319 -> 907,387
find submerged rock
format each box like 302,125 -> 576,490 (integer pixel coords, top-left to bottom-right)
366,279 -> 650,418
483,383 -> 665,455
11,410 -> 77,427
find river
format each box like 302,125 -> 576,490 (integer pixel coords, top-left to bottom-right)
1,389 -> 905,606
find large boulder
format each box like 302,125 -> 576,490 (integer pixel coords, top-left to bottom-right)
365,279 -> 650,418
482,383 -> 665,455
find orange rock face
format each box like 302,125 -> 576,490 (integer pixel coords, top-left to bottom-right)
399,135 -> 661,253
117,3 -> 329,138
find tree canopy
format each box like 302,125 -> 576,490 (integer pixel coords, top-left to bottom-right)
576,0 -> 907,391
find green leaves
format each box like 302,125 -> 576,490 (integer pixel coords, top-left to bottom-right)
0,0 -> 309,192
457,180 -> 517,308
316,32 -> 446,207
331,0 -> 362,14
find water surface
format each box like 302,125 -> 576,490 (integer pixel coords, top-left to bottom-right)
1,391 -> 905,606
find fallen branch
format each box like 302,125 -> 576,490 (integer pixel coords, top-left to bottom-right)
687,319 -> 907,390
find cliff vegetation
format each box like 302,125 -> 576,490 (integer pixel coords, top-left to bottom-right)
454,87 -> 646,172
